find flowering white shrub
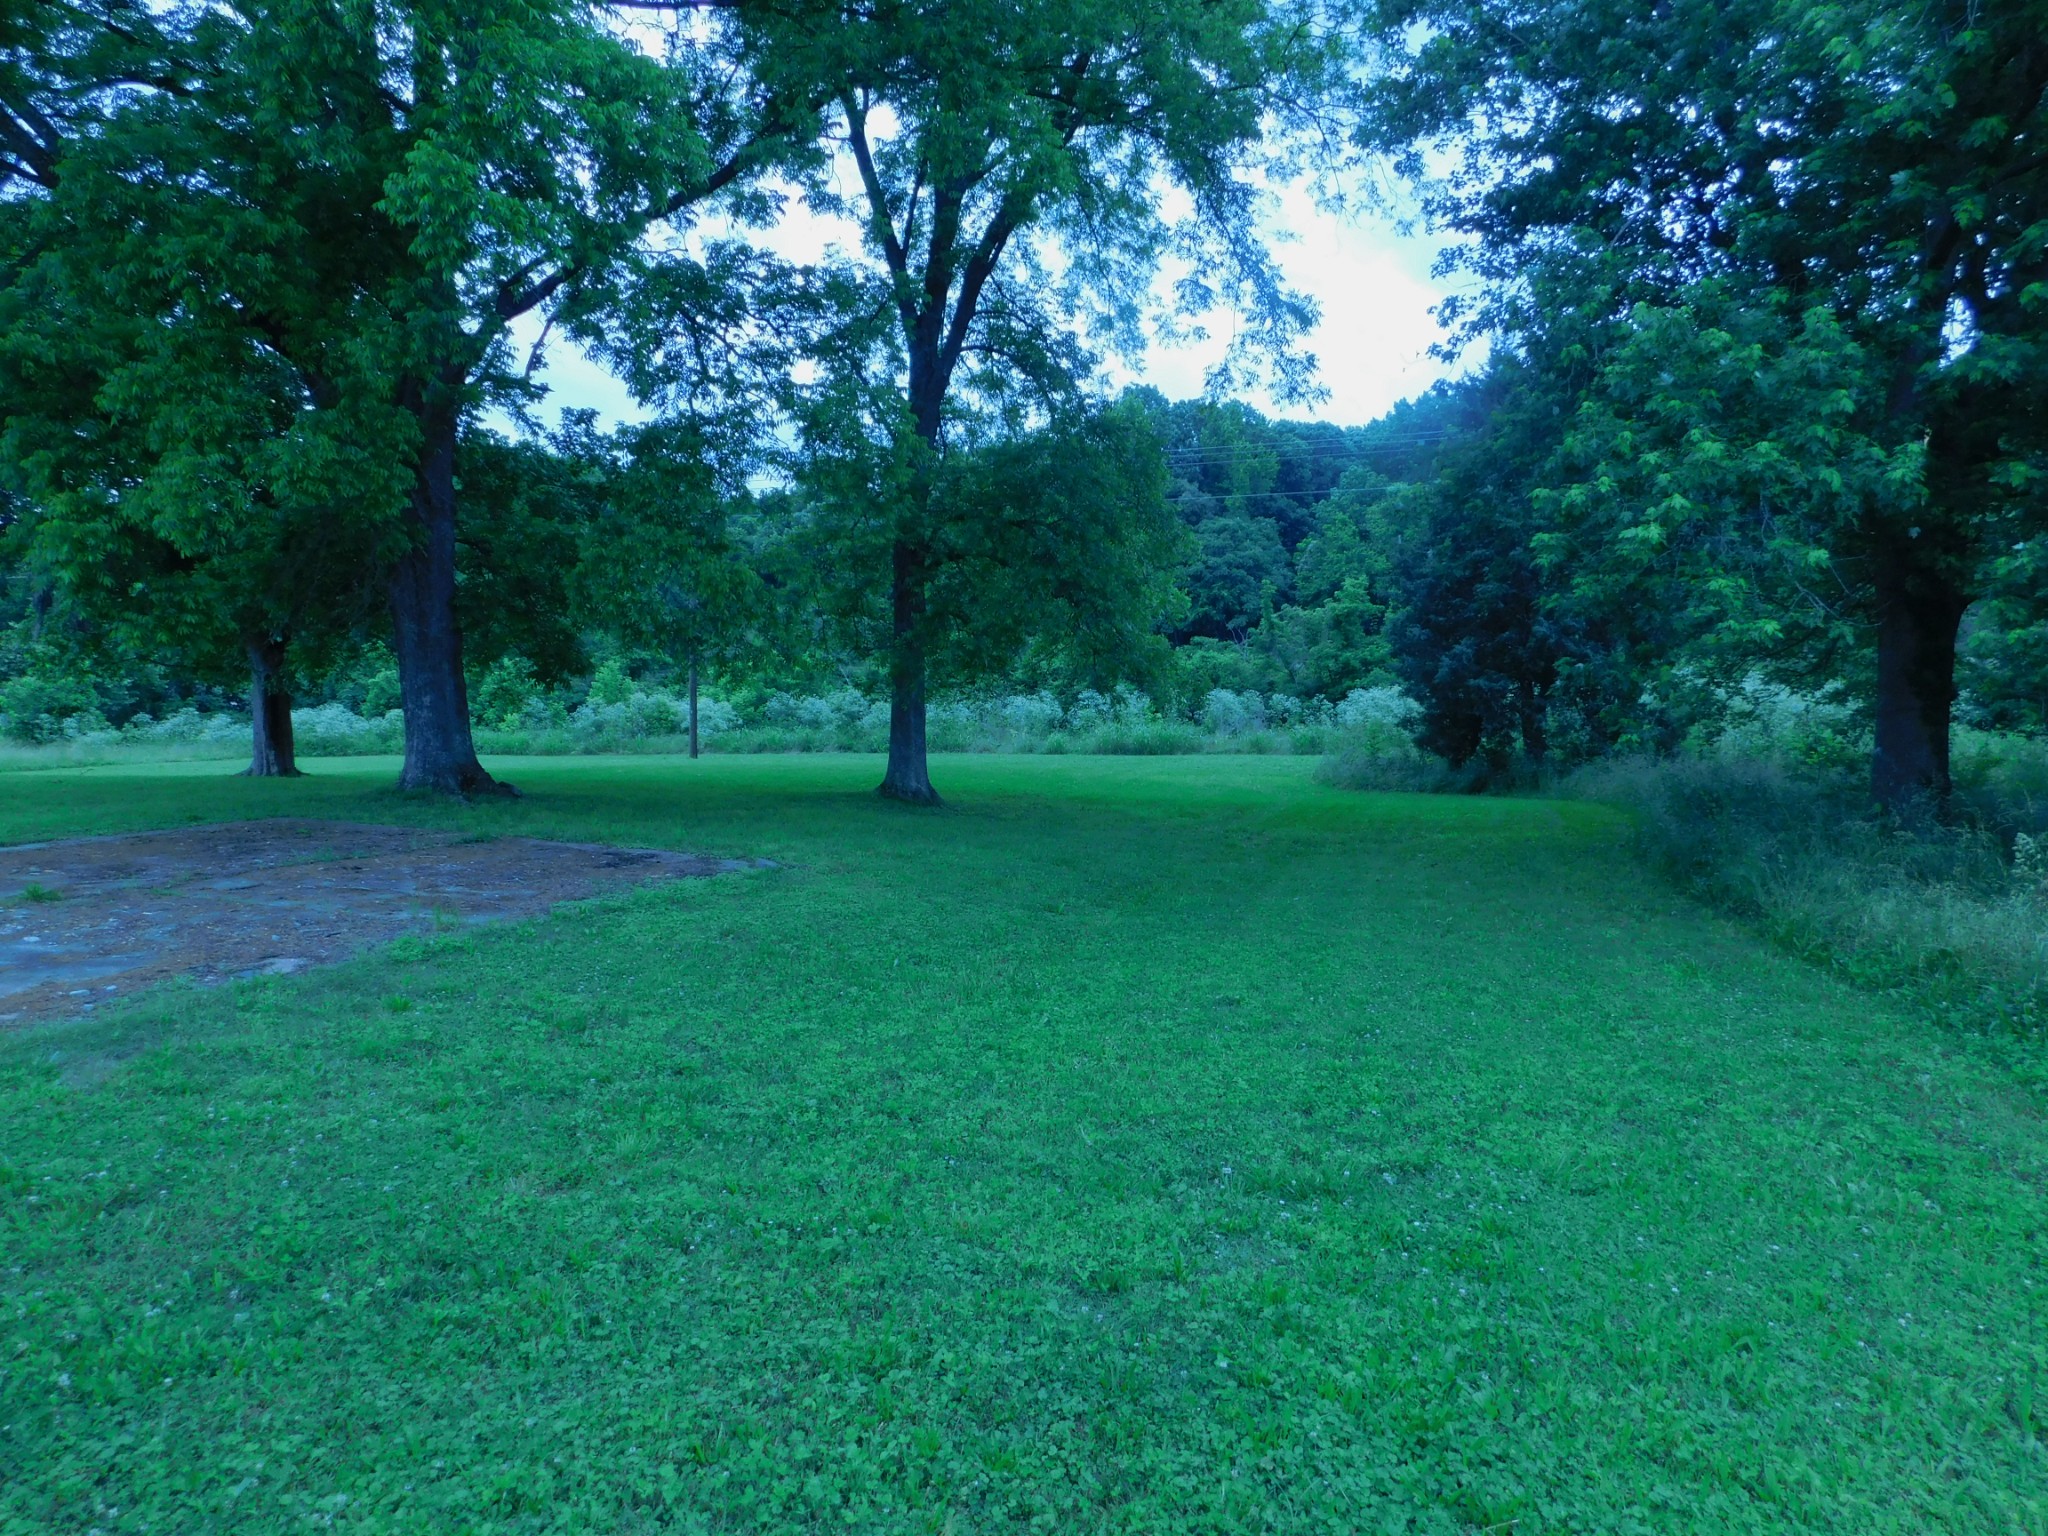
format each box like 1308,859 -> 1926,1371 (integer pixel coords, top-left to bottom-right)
1334,686 -> 1422,731
1267,693 -> 1338,728
1000,692 -> 1064,735
22,681 -> 1381,760
764,688 -> 870,730
693,697 -> 741,734
292,703 -> 404,753
1707,675 -> 1861,768
1202,688 -> 1268,736
129,708 -> 247,745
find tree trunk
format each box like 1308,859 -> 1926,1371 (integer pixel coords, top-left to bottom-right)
1516,677 -> 1547,765
878,536 -> 939,805
389,412 -> 512,796
243,635 -> 300,778
688,651 -> 699,761
1871,543 -> 1968,814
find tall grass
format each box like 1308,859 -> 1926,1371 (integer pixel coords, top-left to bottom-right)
1,686 -> 1417,767
1311,669 -> 2048,1042
1572,743 -> 2048,1038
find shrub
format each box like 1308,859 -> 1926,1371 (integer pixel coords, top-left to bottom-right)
1572,754 -> 2048,1037
361,663 -> 402,717
1315,687 -> 1434,789
1202,688 -> 1268,736
4,682 -> 1404,763
292,703 -> 405,754
0,669 -> 109,744
1699,676 -> 1865,772
129,709 -> 246,747
472,655 -> 540,730
1333,685 -> 1422,733
587,659 -> 635,707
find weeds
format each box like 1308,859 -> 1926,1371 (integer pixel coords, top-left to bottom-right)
1571,750 -> 2048,1037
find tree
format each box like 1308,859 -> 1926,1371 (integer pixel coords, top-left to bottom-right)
0,3 -> 180,199
1180,516 -> 1290,642
1961,536 -> 2048,734
1,12 -> 401,774
3,0 -> 808,794
10,324 -> 395,776
565,416 -> 764,755
1379,371 -> 1563,769
790,397 -> 1185,731
1367,0 -> 2048,808
745,0 -> 1347,802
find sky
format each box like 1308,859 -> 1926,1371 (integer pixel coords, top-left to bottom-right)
516,178 -> 1469,434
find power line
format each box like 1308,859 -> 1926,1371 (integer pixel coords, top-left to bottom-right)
1167,488 -> 1404,505
1162,434 -> 1453,467
1166,431 -> 1453,453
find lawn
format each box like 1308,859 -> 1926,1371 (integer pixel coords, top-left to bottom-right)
1,754 -> 2042,1533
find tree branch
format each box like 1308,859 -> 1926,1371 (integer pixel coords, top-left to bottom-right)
842,97 -> 908,275
938,200 -> 1022,382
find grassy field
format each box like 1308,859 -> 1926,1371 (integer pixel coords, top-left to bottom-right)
1,754 -> 2043,1533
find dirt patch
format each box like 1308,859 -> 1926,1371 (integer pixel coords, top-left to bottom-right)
0,819 -> 768,1023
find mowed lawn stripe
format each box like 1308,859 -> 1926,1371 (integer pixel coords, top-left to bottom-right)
1,755 -> 2042,1533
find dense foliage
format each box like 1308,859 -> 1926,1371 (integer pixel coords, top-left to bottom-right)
1363,0 -> 2048,808
3,0 -> 2047,812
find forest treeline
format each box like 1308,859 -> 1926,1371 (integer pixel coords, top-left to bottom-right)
2,0 -> 2043,810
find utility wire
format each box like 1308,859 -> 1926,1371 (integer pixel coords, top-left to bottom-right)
1166,431 -> 1453,454
1167,489 -> 1405,505
1163,435 -> 1453,467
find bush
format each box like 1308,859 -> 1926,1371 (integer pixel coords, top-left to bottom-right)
1573,753 -> 2048,1037
318,644 -> 402,717
1333,685 -> 1421,733
1313,687 -> 1436,789
1202,688 -> 1268,737
587,659 -> 636,707
129,709 -> 246,747
1697,676 -> 1865,772
472,655 -> 539,730
0,679 -> 1411,763
292,703 -> 405,755
0,669 -> 111,744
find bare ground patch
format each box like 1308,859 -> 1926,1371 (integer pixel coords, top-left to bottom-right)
0,819 -> 768,1022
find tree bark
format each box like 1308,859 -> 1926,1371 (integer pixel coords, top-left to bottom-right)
878,536 -> 940,805
1516,677 -> 1547,765
243,635 -> 300,778
1871,542 -> 1968,814
688,651 -> 699,761
389,411 -> 512,796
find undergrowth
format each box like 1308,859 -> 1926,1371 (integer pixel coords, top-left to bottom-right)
1570,741 -> 2048,1039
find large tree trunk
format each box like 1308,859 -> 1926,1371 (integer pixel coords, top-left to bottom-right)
389,412 -> 510,796
243,635 -> 300,778
1871,543 -> 1968,814
878,536 -> 939,805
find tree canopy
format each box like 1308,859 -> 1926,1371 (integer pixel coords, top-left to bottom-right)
4,0 -> 2047,810
1364,0 -> 2048,806
741,0 -> 1354,800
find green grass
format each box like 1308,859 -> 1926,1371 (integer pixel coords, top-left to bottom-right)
1,754 -> 2043,1533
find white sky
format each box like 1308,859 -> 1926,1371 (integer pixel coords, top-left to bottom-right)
516,178 -> 1467,433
